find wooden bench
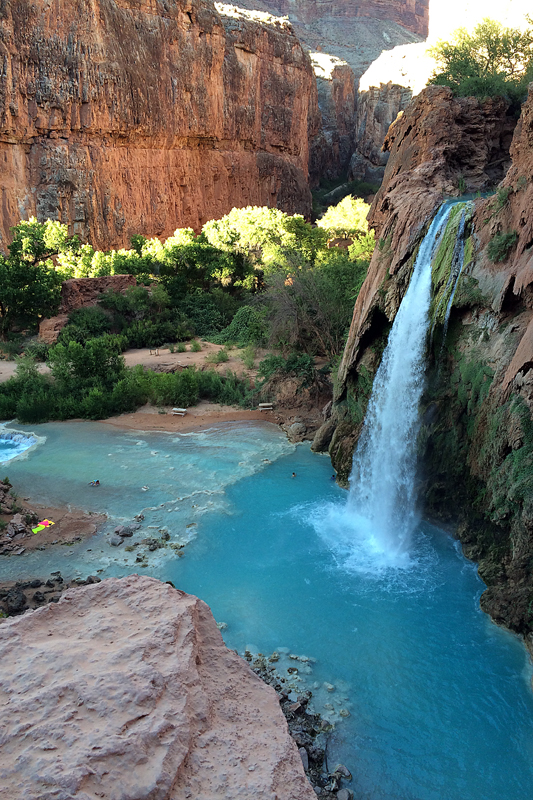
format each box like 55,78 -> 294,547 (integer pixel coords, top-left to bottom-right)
172,407 -> 187,416
258,403 -> 274,412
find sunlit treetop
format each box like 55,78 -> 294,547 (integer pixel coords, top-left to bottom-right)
428,16 -> 533,102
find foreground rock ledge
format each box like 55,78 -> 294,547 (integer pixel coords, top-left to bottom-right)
0,575 -> 316,800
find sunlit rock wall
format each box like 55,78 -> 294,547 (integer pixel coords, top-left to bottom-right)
0,0 -> 319,249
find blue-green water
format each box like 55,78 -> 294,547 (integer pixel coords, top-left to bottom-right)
0,426 -> 39,463
2,421 -> 533,800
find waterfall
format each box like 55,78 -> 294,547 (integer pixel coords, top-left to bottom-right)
346,203 -> 454,565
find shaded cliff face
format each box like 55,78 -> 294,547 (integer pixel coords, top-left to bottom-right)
348,81 -> 413,184
0,0 -> 319,249
233,0 -> 425,182
320,84 -> 533,651
309,55 -> 357,183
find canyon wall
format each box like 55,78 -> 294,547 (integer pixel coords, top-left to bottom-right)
0,0 -> 319,250
234,0 -> 429,37
0,575 -> 317,800
316,84 -> 533,650
233,0 -> 426,182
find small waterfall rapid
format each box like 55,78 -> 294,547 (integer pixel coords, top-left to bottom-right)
344,203 -> 455,567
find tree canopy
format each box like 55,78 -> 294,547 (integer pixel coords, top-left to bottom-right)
428,17 -> 533,102
0,218 -> 71,339
316,195 -> 371,240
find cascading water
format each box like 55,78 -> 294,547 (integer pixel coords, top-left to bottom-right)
0,426 -> 40,463
344,203 -> 455,567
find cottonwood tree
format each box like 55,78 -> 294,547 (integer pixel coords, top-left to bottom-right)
428,17 -> 533,103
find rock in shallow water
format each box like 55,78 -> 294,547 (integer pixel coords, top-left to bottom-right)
0,575 -> 316,800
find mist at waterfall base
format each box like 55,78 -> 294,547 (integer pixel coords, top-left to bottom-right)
3,421 -> 533,800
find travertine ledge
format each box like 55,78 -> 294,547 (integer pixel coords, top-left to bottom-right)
0,574 -> 316,800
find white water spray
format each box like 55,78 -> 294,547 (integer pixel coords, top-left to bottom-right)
345,203 -> 455,567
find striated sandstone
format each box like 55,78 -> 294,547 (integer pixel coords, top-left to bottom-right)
309,54 -> 357,182
0,0 -> 319,250
232,0 -> 426,181
0,574 -> 316,800
233,0 -> 429,37
348,81 -> 413,184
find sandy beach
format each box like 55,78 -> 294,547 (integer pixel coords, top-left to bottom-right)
100,400 -> 280,433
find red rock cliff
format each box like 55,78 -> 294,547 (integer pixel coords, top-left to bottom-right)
237,0 -> 429,36
0,0 -> 319,250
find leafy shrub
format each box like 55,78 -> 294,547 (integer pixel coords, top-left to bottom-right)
23,340 -> 50,362
179,293 -> 224,337
495,187 -> 512,210
257,353 -> 315,383
206,349 -> 230,364
241,345 -> 256,369
190,340 -> 202,352
317,195 -> 371,239
125,320 -> 187,349
487,231 -> 518,262
0,338 -> 24,359
212,306 -> 267,346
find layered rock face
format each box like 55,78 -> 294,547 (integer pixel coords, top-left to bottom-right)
309,54 -> 357,182
233,0 -> 426,181
0,0 -> 319,250
318,85 -> 533,650
348,81 -> 412,184
236,0 -> 429,37
0,574 -> 316,800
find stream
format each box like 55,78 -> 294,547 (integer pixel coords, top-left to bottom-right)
2,419 -> 533,800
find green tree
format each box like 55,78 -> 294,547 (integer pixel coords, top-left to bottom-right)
260,249 -> 369,358
48,335 -> 126,393
428,17 -> 533,102
0,253 -> 62,339
0,217 -> 83,337
202,206 -> 327,273
316,196 -> 371,240
8,217 -> 79,266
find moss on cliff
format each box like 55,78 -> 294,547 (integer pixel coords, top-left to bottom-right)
421,336 -> 533,641
429,202 -> 477,327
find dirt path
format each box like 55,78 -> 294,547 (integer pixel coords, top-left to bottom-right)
0,342 -> 266,384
